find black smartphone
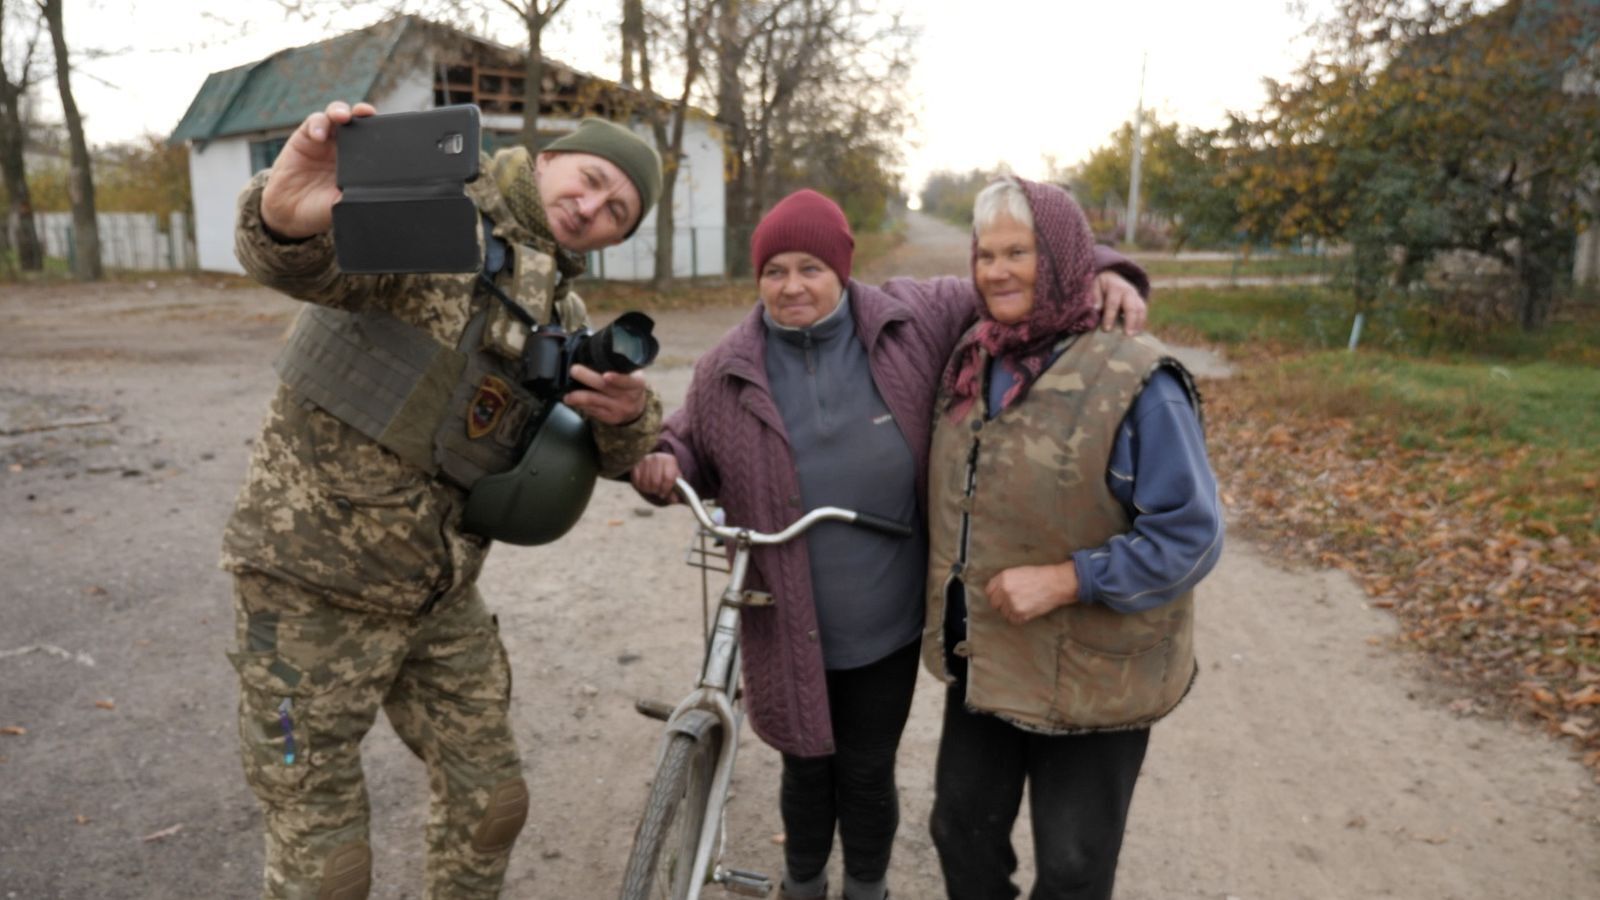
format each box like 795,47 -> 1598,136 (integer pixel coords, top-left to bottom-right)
332,105 -> 482,274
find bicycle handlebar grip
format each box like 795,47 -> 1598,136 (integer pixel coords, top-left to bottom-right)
854,512 -> 914,538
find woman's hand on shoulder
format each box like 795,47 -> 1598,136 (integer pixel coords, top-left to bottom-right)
986,562 -> 1079,625
1094,271 -> 1148,335
631,452 -> 682,503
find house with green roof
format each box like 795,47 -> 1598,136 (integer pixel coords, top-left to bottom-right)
170,15 -> 726,278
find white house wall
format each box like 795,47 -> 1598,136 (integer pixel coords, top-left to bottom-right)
189,138 -> 253,274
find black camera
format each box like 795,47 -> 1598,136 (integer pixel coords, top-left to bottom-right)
520,311 -> 660,400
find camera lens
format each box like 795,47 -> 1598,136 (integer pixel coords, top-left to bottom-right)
575,311 -> 659,375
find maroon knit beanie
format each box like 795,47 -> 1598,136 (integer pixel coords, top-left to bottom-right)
750,189 -> 855,283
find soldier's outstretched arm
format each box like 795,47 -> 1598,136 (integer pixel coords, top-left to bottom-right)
234,101 -> 412,310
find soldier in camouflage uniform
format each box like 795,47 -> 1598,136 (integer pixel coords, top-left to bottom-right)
223,101 -> 664,899
922,178 -> 1223,899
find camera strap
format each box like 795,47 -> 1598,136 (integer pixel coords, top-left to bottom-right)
480,215 -> 560,331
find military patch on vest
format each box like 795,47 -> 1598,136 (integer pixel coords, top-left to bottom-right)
468,376 -> 512,439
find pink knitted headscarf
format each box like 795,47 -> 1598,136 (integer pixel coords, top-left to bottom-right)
942,178 -> 1100,422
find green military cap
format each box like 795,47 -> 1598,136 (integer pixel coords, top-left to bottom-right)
545,118 -> 663,237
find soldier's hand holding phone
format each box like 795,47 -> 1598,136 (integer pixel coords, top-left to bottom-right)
261,101 -> 377,240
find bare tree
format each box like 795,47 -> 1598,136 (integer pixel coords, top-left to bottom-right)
711,0 -> 751,272
0,0 -> 43,271
37,0 -> 97,279
708,0 -> 914,274
498,0 -> 571,148
620,0 -> 644,86
630,0 -> 711,286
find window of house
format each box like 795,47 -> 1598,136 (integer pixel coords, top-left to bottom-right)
249,137 -> 288,173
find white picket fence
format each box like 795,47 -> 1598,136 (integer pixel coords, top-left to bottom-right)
15,212 -> 197,271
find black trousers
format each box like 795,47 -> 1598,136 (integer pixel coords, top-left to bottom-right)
779,638 -> 921,886
929,684 -> 1150,900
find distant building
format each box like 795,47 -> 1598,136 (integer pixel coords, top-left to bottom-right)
169,15 -> 726,279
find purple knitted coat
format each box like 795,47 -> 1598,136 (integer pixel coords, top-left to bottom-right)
657,250 -> 1143,757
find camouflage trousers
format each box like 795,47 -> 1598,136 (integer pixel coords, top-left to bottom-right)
229,572 -> 527,899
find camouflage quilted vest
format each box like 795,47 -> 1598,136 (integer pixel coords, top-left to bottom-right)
922,328 -> 1199,734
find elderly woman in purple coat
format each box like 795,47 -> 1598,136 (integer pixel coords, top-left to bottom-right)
629,189 -> 1148,900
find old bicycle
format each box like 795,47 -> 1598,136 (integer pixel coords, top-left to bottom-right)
618,478 -> 911,900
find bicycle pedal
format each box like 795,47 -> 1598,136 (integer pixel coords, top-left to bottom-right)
715,867 -> 772,897
633,698 -> 674,721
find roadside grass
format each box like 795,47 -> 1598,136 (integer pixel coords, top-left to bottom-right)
0,253 -> 73,279
1,256 -> 258,289
581,277 -> 751,314
1139,254 -> 1340,279
855,217 -> 909,270
1157,285 -> 1600,775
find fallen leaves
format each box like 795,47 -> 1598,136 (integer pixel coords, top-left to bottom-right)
1207,358 -> 1600,777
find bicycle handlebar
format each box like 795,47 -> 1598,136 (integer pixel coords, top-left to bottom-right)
673,478 -> 913,544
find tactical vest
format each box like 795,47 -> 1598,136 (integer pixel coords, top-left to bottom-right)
922,329 -> 1200,734
273,234 -> 563,493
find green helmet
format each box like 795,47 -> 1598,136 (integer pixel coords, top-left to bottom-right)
462,402 -> 599,546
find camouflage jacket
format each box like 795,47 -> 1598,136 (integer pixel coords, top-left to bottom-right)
221,162 -> 663,616
923,329 -> 1198,733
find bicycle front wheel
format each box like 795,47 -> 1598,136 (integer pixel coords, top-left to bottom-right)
619,727 -> 722,900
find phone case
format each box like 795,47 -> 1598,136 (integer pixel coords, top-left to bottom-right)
331,106 -> 483,274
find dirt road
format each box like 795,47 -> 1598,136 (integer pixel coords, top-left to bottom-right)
2,215 -> 1596,899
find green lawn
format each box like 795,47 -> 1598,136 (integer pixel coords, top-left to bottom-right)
1155,284 -> 1600,537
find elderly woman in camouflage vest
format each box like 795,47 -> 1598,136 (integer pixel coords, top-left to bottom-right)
923,177 -> 1223,900
631,190 -> 1149,900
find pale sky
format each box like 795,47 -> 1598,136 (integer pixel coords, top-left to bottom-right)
34,0 -> 1323,192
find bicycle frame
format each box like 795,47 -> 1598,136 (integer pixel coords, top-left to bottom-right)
641,479 -> 898,900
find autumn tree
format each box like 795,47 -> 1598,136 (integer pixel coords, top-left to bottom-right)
38,0 -> 98,279
1228,0 -> 1600,329
1068,115 -> 1243,251
0,0 -> 43,271
94,135 -> 191,217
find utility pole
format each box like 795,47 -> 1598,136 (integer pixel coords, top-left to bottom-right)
1124,53 -> 1147,247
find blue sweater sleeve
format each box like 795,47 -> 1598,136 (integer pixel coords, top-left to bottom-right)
1073,368 -> 1224,614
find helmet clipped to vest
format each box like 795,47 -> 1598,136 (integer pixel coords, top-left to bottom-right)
460,311 -> 659,546
462,403 -> 600,546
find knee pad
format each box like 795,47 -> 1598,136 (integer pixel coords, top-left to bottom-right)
318,840 -> 371,900
471,776 -> 529,854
